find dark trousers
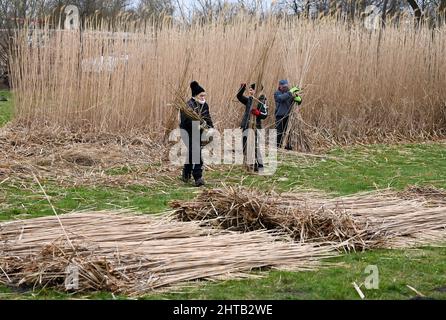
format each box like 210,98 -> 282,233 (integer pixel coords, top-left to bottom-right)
276,115 -> 291,150
182,132 -> 203,181
242,129 -> 263,169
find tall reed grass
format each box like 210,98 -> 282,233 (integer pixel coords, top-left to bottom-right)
10,14 -> 446,145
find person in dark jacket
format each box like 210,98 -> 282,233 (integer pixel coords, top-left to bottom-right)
180,81 -> 214,187
274,79 -> 302,150
237,83 -> 268,172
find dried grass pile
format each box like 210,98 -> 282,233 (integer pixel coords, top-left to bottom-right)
0,241 -> 150,294
170,186 -> 446,250
0,125 -> 172,187
171,187 -> 371,249
0,211 -> 335,295
2,186 -> 444,295
397,185 -> 446,205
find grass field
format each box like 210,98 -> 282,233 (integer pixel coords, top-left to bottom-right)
0,90 -> 12,126
1,89 -> 445,300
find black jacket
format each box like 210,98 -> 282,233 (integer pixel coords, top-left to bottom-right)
180,98 -> 214,134
236,86 -> 268,130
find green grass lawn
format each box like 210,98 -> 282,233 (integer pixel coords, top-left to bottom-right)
214,142 -> 446,195
0,90 -> 13,126
2,142 -> 445,221
1,91 -> 445,300
0,182 -> 195,221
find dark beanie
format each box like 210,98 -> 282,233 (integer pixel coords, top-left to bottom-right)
250,83 -> 263,91
190,81 -> 205,97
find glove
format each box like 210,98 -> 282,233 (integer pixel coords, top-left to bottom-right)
290,86 -> 301,94
201,128 -> 214,146
251,109 -> 261,116
200,121 -> 209,130
294,95 -> 302,105
240,83 -> 247,89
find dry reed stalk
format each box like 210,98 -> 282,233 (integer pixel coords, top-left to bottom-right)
0,241 -> 149,293
0,211 -> 336,295
8,14 -> 445,145
170,186 -> 372,250
244,27 -> 277,170
279,34 -> 319,152
170,185 -> 446,250
170,87 -> 205,125
0,125 -> 169,187
164,49 -> 194,142
282,186 -> 446,212
1,185 -> 445,295
397,185 -> 446,204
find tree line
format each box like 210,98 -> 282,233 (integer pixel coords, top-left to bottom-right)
1,0 -> 445,87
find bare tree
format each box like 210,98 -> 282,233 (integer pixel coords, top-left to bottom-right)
0,0 -> 50,87
439,0 -> 446,23
136,0 -> 175,19
0,0 -> 136,88
406,0 -> 422,21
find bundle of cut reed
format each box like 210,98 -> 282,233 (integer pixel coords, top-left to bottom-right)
244,28 -> 277,171
0,211 -> 335,295
170,185 -> 446,250
281,186 -> 446,213
397,185 -> 446,204
163,50 -> 199,142
279,35 -> 319,152
171,93 -> 205,126
0,241 -> 152,293
170,186 -> 372,249
169,89 -> 213,147
284,111 -> 313,152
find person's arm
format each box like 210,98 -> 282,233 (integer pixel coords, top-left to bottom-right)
180,110 -> 192,130
201,103 -> 214,128
274,90 -> 293,103
236,84 -> 249,105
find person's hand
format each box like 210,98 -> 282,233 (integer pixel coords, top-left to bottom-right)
240,83 -> 247,89
289,86 -> 301,95
251,109 -> 261,116
294,95 -> 302,105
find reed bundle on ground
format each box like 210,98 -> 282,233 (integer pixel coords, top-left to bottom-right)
171,186 -> 446,250
0,241 -> 149,293
398,185 -> 446,203
0,211 -> 335,295
170,187 -> 369,249
1,185 -> 445,295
